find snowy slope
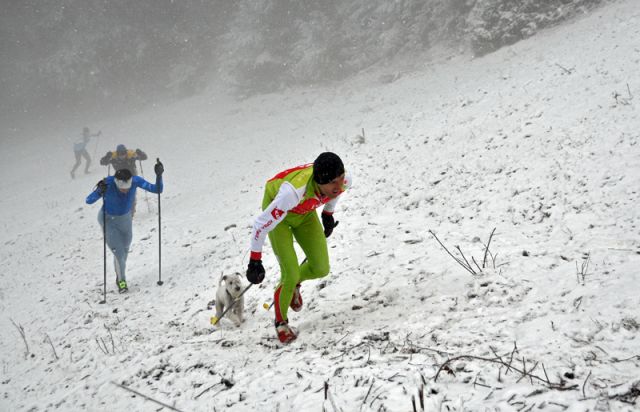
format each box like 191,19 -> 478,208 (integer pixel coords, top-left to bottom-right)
1,1 -> 639,410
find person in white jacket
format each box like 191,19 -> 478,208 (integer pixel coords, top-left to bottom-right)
246,152 -> 352,343
70,126 -> 101,178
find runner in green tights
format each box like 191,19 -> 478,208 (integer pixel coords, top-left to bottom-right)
246,152 -> 352,343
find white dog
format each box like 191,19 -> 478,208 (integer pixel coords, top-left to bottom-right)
215,272 -> 245,326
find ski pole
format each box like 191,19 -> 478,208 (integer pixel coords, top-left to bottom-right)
92,131 -> 101,161
210,284 -> 253,326
156,158 -> 163,286
138,159 -> 151,212
99,196 -> 107,304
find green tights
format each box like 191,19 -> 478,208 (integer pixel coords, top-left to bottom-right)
268,210 -> 330,322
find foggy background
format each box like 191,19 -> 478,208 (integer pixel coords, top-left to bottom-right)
1,0 -> 604,135
1,1 -> 638,409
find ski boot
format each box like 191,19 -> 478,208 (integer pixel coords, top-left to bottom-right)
117,280 -> 128,293
275,321 -> 297,344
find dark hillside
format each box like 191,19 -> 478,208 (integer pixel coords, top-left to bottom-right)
1,0 -> 606,117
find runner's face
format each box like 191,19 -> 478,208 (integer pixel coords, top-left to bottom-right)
318,173 -> 345,199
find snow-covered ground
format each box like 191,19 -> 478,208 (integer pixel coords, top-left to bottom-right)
1,1 -> 639,410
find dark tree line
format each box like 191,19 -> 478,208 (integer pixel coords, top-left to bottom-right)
0,0 -> 605,115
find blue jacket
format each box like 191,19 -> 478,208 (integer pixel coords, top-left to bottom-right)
86,175 -> 163,216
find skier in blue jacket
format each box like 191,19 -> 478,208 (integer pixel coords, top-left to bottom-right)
86,161 -> 164,292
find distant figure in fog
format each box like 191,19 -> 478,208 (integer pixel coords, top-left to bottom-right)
100,144 -> 148,176
71,126 -> 101,179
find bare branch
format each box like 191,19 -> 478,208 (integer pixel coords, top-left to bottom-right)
482,228 -> 496,268
100,337 -> 110,354
542,363 -> 551,384
576,253 -> 590,284
527,362 -> 539,385
455,245 -> 477,275
95,338 -> 108,355
582,370 -> 592,399
195,380 -> 224,399
473,374 -> 491,389
517,357 -> 528,383
428,230 -> 476,275
325,380 -> 341,412
429,231 -> 469,268
430,229 -> 499,275
106,326 -> 117,354
611,355 -> 640,363
111,381 -> 184,411
434,353 -> 576,390
45,334 -> 59,361
506,342 -> 518,375
10,318 -> 29,359
555,63 -> 574,74
362,379 -> 375,407
471,256 -> 483,273
409,344 -> 453,357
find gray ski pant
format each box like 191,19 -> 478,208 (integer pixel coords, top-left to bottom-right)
98,209 -> 132,283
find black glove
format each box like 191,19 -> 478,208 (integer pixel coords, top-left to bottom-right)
246,259 -> 265,284
99,152 -> 111,166
154,159 -> 164,176
96,179 -> 107,195
135,148 -> 143,156
321,213 -> 339,238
